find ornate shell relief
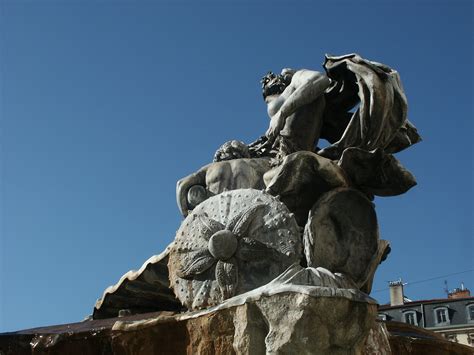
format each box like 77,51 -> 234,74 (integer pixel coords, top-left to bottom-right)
168,189 -> 301,310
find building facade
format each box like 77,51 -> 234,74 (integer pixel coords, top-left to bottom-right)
378,281 -> 474,347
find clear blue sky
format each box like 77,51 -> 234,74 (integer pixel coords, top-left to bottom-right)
1,1 -> 472,332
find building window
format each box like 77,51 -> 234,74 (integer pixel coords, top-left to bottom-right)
403,310 -> 418,326
434,307 -> 450,326
467,305 -> 474,322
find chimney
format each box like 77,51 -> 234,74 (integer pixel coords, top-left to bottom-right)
389,279 -> 405,306
448,282 -> 471,299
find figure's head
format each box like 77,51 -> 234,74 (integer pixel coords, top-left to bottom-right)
261,72 -> 286,100
213,140 -> 251,162
261,69 -> 294,100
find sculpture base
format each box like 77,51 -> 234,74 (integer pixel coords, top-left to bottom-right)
1,297 -> 472,355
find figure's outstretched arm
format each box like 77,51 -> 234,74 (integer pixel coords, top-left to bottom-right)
279,70 -> 330,120
265,70 -> 330,142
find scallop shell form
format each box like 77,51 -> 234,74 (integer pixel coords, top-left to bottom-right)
168,188 -> 302,310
